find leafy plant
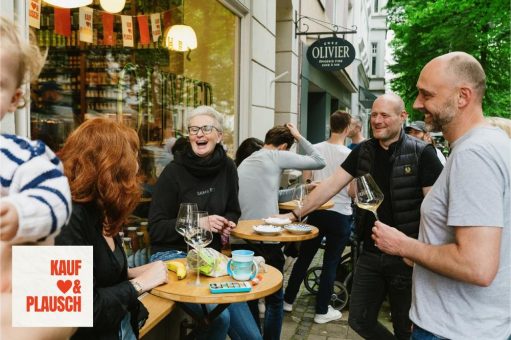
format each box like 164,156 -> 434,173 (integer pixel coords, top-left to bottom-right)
386,0 -> 510,119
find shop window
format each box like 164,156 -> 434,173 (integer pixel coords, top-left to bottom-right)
30,0 -> 239,190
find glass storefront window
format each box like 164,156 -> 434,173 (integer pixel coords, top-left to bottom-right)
30,0 -> 239,189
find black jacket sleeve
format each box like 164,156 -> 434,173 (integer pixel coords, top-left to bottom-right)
55,204 -> 139,333
148,164 -> 182,251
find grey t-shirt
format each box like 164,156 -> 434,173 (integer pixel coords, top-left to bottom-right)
410,126 -> 511,339
237,137 -> 326,220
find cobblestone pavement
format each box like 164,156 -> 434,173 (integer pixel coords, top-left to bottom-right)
278,249 -> 393,340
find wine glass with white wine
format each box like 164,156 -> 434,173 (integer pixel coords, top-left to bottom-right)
354,174 -> 384,220
292,184 -> 308,222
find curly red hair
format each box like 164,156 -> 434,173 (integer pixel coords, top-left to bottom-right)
58,118 -> 142,236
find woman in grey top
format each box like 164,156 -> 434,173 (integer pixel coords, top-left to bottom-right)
235,123 -> 325,340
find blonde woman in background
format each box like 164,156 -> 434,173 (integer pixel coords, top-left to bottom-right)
486,116 -> 511,138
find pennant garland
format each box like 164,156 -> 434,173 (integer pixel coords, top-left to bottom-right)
121,15 -> 134,47
101,12 -> 115,45
79,7 -> 94,43
29,5 -> 174,47
137,15 -> 150,45
54,8 -> 71,37
28,0 -> 41,29
150,13 -> 162,42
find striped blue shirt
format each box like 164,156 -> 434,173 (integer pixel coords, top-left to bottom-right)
0,134 -> 71,243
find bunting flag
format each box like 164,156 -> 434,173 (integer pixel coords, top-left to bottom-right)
28,0 -> 41,29
163,11 -> 172,30
54,8 -> 71,37
137,15 -> 150,45
30,6 -> 185,48
150,13 -> 161,42
121,15 -> 134,47
79,7 -> 93,43
101,12 -> 115,45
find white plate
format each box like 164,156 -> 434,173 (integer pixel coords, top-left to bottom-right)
284,224 -> 312,235
262,217 -> 291,226
253,224 -> 283,236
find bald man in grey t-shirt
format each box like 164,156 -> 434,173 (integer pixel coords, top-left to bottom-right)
372,52 -> 511,339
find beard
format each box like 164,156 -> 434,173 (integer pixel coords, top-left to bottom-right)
425,97 -> 458,132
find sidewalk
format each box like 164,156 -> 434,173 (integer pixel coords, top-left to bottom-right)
278,250 -> 393,340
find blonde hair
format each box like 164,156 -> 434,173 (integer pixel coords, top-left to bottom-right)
486,116 -> 511,138
0,17 -> 46,89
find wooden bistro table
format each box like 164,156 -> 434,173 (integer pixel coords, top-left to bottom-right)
231,219 -> 319,242
278,199 -> 334,211
150,258 -> 283,339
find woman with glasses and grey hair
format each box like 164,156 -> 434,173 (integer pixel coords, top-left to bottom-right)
148,106 -> 261,340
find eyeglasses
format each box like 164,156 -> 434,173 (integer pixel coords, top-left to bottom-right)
188,125 -> 220,135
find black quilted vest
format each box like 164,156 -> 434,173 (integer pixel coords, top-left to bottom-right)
355,130 -> 428,240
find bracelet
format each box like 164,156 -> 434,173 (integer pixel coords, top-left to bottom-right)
131,281 -> 143,295
290,210 -> 299,221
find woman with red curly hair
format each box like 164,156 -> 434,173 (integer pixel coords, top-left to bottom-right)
55,118 -> 167,340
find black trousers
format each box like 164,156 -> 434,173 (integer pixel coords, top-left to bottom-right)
348,250 -> 413,340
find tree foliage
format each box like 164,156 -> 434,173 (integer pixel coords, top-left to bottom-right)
386,0 -> 510,119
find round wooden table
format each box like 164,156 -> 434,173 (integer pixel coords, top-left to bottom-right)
151,258 -> 283,339
231,219 -> 319,242
151,259 -> 283,304
278,199 -> 334,211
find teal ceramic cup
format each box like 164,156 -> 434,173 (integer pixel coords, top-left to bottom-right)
227,249 -> 259,281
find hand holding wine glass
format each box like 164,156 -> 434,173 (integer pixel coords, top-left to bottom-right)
355,174 -> 384,220
292,184 -> 308,222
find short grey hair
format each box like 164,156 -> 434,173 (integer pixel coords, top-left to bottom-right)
186,106 -> 224,131
351,115 -> 363,127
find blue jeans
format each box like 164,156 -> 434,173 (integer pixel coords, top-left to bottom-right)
119,312 -> 137,340
184,302 -> 262,340
149,250 -> 187,262
348,250 -> 413,340
284,210 -> 351,314
232,243 -> 284,340
411,324 -> 447,340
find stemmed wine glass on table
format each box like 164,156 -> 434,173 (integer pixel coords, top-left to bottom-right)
354,174 -> 384,220
185,211 -> 213,286
292,184 -> 308,223
176,203 -> 198,251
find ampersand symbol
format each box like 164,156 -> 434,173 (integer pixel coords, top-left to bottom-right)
73,279 -> 81,294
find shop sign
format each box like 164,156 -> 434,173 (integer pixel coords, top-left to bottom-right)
306,37 -> 355,71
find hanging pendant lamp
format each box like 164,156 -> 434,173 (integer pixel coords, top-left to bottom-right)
100,0 -> 126,13
165,24 -> 197,52
43,0 -> 92,8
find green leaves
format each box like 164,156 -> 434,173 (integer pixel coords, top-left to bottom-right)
387,0 -> 510,119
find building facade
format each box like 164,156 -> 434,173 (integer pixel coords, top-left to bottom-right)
1,0 -> 387,183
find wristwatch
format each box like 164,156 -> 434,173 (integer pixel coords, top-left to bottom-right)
131,281 -> 143,295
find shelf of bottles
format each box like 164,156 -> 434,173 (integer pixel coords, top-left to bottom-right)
31,0 -> 214,191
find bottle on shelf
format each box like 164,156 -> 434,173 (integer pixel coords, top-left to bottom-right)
122,237 -> 135,268
135,231 -> 147,266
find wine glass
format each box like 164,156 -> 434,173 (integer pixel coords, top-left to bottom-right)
354,174 -> 384,220
176,203 -> 198,252
292,184 -> 308,222
185,211 -> 213,286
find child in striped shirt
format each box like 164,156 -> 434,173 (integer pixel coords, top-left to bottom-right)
0,17 -> 71,292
